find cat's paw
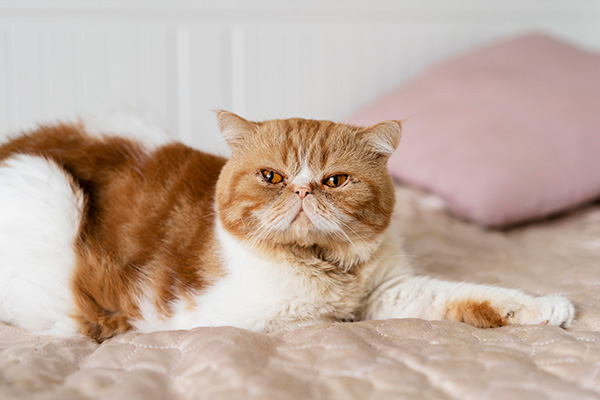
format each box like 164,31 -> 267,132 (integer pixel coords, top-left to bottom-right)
445,294 -> 575,329
506,295 -> 575,328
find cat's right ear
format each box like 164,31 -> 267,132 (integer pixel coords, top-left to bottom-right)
362,120 -> 403,159
216,110 -> 256,151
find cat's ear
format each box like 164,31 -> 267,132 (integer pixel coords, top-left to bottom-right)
362,120 -> 402,159
216,110 -> 256,151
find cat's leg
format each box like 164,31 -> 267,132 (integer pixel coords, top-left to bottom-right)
0,154 -> 84,336
362,275 -> 575,328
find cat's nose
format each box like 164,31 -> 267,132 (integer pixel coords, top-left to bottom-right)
294,185 -> 311,199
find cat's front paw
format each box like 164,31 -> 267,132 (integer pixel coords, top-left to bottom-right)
507,295 -> 575,328
445,294 -> 575,329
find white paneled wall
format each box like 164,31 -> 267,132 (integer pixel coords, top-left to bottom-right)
1,0 -> 599,155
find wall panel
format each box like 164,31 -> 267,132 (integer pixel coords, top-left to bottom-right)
0,1 -> 598,154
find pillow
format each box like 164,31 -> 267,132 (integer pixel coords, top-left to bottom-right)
347,33 -> 600,227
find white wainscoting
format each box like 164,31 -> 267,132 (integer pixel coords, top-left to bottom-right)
1,0 -> 599,155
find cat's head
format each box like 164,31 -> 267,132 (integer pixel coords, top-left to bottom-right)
215,111 -> 401,269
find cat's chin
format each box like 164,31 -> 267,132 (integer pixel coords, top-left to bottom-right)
285,208 -> 348,248
291,210 -> 311,226
287,213 -> 319,245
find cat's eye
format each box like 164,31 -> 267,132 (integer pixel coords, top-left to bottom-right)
323,174 -> 348,188
261,169 -> 284,184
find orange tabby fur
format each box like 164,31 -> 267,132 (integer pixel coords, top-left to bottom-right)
1,113 -> 574,341
445,300 -> 510,328
0,123 -> 226,340
217,115 -> 397,267
0,116 -> 397,341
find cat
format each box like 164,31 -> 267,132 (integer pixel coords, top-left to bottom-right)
0,112 -> 575,342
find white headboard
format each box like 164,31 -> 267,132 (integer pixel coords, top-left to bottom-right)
1,0 -> 599,155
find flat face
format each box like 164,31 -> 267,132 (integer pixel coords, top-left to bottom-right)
216,117 -> 396,250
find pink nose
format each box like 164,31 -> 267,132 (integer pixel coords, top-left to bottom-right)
294,185 -> 311,199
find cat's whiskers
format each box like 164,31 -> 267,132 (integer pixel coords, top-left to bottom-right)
190,212 -> 217,223
333,227 -> 355,247
243,216 -> 278,249
243,222 -> 267,248
399,253 -> 432,262
337,219 -> 368,245
372,253 -> 427,260
319,217 -> 356,248
306,206 -> 355,247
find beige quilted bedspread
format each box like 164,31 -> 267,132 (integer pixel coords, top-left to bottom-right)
1,186 -> 600,400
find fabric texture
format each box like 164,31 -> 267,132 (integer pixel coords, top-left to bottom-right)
1,185 -> 600,400
347,33 -> 600,227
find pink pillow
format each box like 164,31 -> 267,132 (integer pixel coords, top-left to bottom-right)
348,34 -> 600,227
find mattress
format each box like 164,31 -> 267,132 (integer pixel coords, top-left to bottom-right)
1,185 -> 599,400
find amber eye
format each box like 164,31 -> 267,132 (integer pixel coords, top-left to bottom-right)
323,174 -> 348,188
261,169 -> 284,184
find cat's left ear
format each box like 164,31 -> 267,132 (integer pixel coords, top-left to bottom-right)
362,120 -> 402,159
216,110 -> 257,151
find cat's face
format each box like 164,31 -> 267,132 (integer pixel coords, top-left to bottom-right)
215,112 -> 401,265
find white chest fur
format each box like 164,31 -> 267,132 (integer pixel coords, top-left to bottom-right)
134,221 -> 362,333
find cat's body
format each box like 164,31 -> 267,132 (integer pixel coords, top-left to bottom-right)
0,113 -> 575,341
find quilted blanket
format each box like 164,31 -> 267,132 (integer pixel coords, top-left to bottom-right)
1,186 -> 599,400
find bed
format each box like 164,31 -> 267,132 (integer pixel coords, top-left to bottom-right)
1,3 -> 599,398
1,185 -> 599,400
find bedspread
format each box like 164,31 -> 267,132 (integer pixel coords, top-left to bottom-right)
1,186 -> 599,400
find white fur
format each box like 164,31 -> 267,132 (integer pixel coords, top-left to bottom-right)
366,121 -> 401,157
0,155 -> 83,335
133,219 -> 357,332
362,253 -> 576,328
0,121 -> 575,337
353,223 -> 575,328
133,217 -> 575,332
291,165 -> 312,187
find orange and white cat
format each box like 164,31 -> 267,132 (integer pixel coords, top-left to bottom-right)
0,112 -> 574,341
